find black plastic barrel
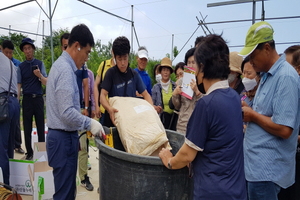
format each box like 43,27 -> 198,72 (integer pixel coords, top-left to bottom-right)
96,127 -> 193,200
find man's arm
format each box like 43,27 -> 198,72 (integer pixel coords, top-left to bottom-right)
242,101 -> 293,139
100,88 -> 118,125
141,90 -> 153,105
94,75 -> 101,118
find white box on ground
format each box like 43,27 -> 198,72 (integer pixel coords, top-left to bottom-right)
31,125 -> 48,150
9,159 -> 34,195
33,142 -> 48,161
28,161 -> 54,200
0,167 -> 3,183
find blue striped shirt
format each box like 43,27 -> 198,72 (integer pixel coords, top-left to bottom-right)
46,51 -> 91,131
244,55 -> 300,188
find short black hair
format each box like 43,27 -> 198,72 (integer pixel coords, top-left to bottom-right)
194,36 -> 205,47
292,49 -> 300,68
2,40 -> 14,50
184,48 -> 195,65
194,34 -> 230,80
284,45 -> 300,54
175,62 -> 185,75
60,32 -> 70,45
68,24 -> 94,48
256,40 -> 275,50
112,36 -> 130,57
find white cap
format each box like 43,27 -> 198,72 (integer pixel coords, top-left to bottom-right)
138,49 -> 148,60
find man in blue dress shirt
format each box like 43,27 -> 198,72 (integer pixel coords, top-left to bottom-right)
240,21 -> 300,200
46,24 -> 104,200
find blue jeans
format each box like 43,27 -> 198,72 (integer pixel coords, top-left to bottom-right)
247,181 -> 281,200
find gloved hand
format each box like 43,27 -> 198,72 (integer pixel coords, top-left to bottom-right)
90,118 -> 105,139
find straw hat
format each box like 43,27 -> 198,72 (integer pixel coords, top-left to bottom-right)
229,51 -> 243,74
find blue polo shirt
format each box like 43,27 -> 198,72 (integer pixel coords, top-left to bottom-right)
186,82 -> 247,199
244,55 -> 300,188
17,58 -> 47,95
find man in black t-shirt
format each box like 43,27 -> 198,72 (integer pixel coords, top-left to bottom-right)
100,36 -> 153,127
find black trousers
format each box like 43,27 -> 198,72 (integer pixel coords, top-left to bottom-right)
22,95 -> 45,155
14,116 -> 22,148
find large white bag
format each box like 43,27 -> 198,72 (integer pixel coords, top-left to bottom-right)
109,97 -> 171,156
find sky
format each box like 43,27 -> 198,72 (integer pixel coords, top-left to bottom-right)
1,0 -> 300,64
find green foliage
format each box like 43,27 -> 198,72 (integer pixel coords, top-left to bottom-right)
1,28 -> 174,85
173,46 -> 179,58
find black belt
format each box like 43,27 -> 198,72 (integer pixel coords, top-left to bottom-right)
23,94 -> 42,98
48,128 -> 77,133
0,92 -> 17,98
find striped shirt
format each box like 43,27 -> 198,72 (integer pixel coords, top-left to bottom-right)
46,51 -> 91,131
244,55 -> 300,188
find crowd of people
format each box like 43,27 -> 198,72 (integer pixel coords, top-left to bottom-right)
0,20 -> 300,200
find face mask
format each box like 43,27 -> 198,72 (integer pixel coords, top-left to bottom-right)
155,74 -> 162,83
228,73 -> 237,84
196,75 -> 206,94
242,77 -> 257,91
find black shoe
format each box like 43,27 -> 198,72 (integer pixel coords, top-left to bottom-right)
25,153 -> 33,160
15,147 -> 25,154
80,174 -> 94,191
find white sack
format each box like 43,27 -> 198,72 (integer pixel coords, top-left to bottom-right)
109,97 -> 171,156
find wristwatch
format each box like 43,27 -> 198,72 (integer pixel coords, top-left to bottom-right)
85,107 -> 88,110
167,158 -> 172,169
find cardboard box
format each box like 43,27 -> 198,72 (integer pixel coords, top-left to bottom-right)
33,142 -> 48,161
9,159 -> 34,195
28,161 -> 54,200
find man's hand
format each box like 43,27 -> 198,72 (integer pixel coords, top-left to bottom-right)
90,118 -> 105,138
95,106 -> 101,118
108,106 -> 118,126
82,108 -> 88,116
242,101 -> 253,122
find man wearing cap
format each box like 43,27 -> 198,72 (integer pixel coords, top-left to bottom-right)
240,21 -> 300,199
18,37 -> 47,160
135,46 -> 152,95
100,36 -> 153,127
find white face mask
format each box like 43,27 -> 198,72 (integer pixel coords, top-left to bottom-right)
242,77 -> 257,91
155,74 -> 162,83
228,73 -> 237,84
